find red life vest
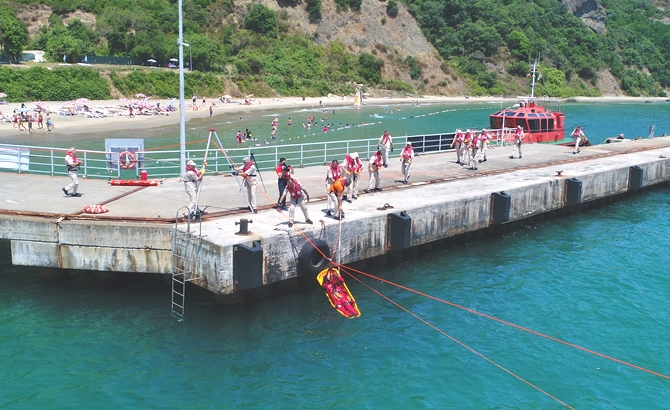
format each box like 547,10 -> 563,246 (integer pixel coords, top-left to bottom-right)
381,133 -> 391,144
401,146 -> 413,159
515,128 -> 524,139
242,161 -> 253,173
456,132 -> 465,143
287,180 -> 304,199
346,155 -> 362,172
329,164 -> 341,180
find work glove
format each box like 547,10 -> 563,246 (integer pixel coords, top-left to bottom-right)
391,147 -> 394,152
306,195 -> 310,202
377,145 -> 380,150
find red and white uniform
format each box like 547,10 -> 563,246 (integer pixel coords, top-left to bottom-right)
510,126 -> 524,158
325,162 -> 343,212
571,127 -> 585,153
378,131 -> 393,166
343,153 -> 362,200
400,143 -> 415,183
283,179 -> 310,222
367,152 -> 383,190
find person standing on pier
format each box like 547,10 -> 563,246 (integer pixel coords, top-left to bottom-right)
571,126 -> 586,154
275,158 -> 293,211
325,159 -> 344,216
278,178 -> 313,228
234,157 -> 258,214
378,130 -> 394,167
479,128 -> 492,163
365,150 -> 383,193
184,160 -> 204,215
400,142 -> 415,184
343,152 -> 362,202
468,131 -> 480,170
62,147 -> 83,197
450,129 -> 464,164
509,125 -> 524,159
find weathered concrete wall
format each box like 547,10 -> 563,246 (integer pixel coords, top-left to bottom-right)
3,154 -> 670,297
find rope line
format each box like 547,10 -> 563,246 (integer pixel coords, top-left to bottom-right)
337,264 -> 670,381
344,269 -> 575,409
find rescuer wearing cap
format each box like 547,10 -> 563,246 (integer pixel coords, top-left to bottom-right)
327,177 -> 351,220
399,141 -> 415,184
184,159 -> 205,215
378,130 -> 394,167
479,128 -> 492,163
62,147 -> 84,197
325,159 -> 343,216
509,125 -> 524,159
342,152 -> 362,202
234,156 -> 258,213
364,150 -> 383,193
278,177 -> 313,228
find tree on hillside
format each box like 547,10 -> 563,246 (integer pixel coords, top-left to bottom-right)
0,9 -> 28,64
245,4 -> 277,36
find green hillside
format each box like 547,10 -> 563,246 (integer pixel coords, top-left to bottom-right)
0,0 -> 669,99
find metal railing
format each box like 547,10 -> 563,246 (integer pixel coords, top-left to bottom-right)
0,130 -> 508,178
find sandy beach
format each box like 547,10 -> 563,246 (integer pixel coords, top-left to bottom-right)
1,94 -> 667,136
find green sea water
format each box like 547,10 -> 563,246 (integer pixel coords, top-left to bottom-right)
1,102 -> 670,408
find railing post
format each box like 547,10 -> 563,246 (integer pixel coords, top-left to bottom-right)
50,149 -> 55,175
300,145 -> 304,167
83,151 -> 88,178
323,142 -> 327,165
16,147 -> 21,174
215,150 -> 219,174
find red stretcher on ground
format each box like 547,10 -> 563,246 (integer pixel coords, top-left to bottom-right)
317,268 -> 361,318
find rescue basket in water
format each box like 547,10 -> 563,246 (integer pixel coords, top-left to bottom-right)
316,267 -> 361,318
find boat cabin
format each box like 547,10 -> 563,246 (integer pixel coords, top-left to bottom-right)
489,99 -> 565,143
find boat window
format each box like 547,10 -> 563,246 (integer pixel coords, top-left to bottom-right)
528,113 -> 539,117
490,118 -> 499,129
548,118 -> 554,131
516,113 -> 525,117
541,119 -> 547,132
505,118 -> 515,128
528,119 -> 540,132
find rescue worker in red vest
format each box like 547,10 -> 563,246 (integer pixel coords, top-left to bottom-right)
365,150 -> 383,193
183,159 -> 205,215
400,141 -> 415,184
462,129 -> 474,165
234,156 -> 258,213
278,177 -> 313,228
377,130 -> 394,167
325,159 -> 344,216
62,147 -> 83,197
571,125 -> 586,154
342,152 -> 362,202
468,130 -> 480,170
275,157 -> 293,211
509,125 -> 524,159
479,128 -> 492,163
327,177 -> 351,219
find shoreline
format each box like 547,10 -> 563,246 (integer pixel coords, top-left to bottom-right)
1,95 -> 667,136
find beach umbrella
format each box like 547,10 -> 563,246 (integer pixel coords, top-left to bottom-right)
245,94 -> 254,98
169,58 -> 178,62
119,97 -> 131,104
136,93 -> 147,99
17,107 -> 30,113
223,94 -> 232,99
147,59 -> 157,63
76,98 -> 91,105
0,93 -> 7,98
32,101 -> 47,109
61,102 -> 76,108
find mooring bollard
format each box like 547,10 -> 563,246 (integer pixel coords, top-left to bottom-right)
235,218 -> 252,235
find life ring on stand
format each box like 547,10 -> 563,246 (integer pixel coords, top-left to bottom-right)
83,204 -> 109,214
194,106 -> 199,111
299,239 -> 331,275
118,151 -> 136,169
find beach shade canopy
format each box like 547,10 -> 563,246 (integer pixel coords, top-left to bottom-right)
0,93 -> 7,98
223,94 -> 232,99
119,97 -> 131,104
147,59 -> 157,63
169,58 -> 178,62
60,101 -> 76,108
136,93 -> 147,99
32,101 -> 47,108
245,94 -> 254,98
76,98 -> 91,105
16,107 -> 31,113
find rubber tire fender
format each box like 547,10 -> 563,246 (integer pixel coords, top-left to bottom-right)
299,238 -> 330,275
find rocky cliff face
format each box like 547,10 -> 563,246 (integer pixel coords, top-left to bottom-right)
240,0 -> 454,94
561,0 -> 606,33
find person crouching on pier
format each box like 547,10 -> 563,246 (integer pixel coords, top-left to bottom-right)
234,157 -> 258,214
509,125 -> 524,159
327,177 -> 351,220
571,125 -> 586,154
400,142 -> 415,184
62,147 -> 83,197
365,150 -> 383,193
184,160 -> 204,215
343,152 -> 362,202
278,178 -> 313,228
325,159 -> 343,216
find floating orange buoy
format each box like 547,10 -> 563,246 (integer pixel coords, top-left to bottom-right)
118,151 -> 136,169
83,204 -> 109,214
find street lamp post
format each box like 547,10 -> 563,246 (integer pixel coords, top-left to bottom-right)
183,42 -> 192,71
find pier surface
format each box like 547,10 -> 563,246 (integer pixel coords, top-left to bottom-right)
1,138 -> 669,296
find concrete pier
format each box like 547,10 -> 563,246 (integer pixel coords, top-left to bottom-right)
1,137 -> 669,298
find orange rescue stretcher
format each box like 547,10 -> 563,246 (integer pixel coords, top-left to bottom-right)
316,267 -> 361,318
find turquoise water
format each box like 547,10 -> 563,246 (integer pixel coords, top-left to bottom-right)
8,101 -> 670,152
2,188 -> 670,408
2,102 -> 670,408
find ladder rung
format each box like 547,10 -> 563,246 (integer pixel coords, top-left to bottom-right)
184,277 -> 202,282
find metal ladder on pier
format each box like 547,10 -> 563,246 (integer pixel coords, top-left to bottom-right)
171,206 -> 203,321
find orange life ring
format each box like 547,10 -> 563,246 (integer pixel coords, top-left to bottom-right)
83,204 -> 109,214
118,151 -> 136,169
